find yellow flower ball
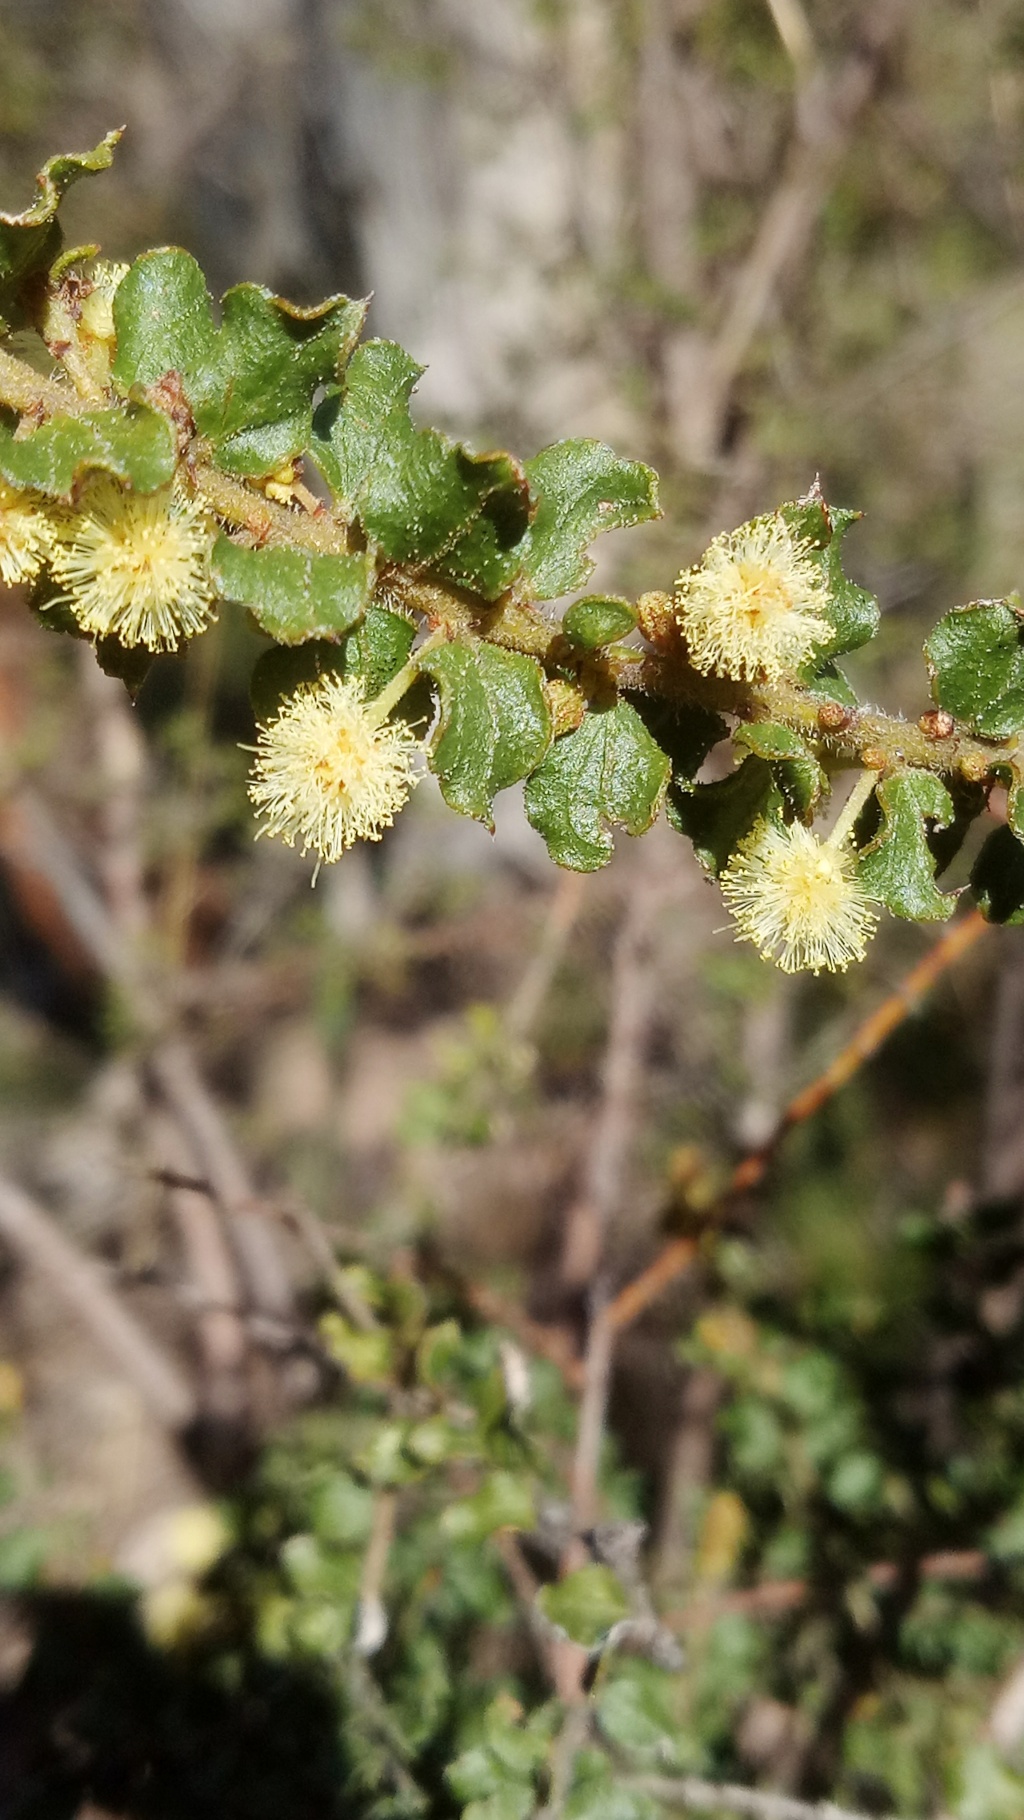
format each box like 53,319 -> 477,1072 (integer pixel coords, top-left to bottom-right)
51,475 -> 217,650
248,671 -> 421,871
675,514 -> 831,682
720,817 -> 878,974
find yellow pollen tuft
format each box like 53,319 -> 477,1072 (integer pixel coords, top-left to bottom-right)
719,818 -> 878,974
50,476 -> 217,651
247,672 -> 421,871
0,480 -> 56,588
675,514 -> 831,682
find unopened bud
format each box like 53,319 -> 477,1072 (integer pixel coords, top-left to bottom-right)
861,747 -> 887,772
918,709 -> 955,740
817,700 -> 853,733
635,590 -> 676,643
544,678 -> 587,736
960,750 -> 990,784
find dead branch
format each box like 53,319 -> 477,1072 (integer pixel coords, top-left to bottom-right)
607,909 -> 989,1333
624,1775 -> 895,1820
0,1172 -> 195,1434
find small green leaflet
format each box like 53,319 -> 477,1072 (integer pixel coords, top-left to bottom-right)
538,1564 -> 631,1649
925,598 -> 1024,740
733,720 -> 825,817
311,340 -> 531,580
0,131 -> 120,330
524,699 -> 670,871
562,594 -> 638,649
0,404 -> 176,497
518,440 -> 660,601
420,636 -> 552,827
212,537 -> 373,644
857,770 -> 955,920
113,249 -> 367,478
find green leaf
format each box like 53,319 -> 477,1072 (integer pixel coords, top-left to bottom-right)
524,699 -> 670,870
311,341 -> 530,573
734,720 -> 825,817
318,1312 -> 393,1383
519,440 -> 659,601
212,536 -> 373,644
857,770 -> 955,921
783,497 -> 879,662
342,604 -> 418,698
596,1666 -> 682,1767
925,597 -> 1024,739
0,403 -> 176,497
971,824 -> 1024,925
668,755 -> 780,876
563,595 -> 639,649
538,1564 -> 631,1649
94,636 -> 155,701
113,249 -> 367,477
248,607 -> 415,722
441,1471 -> 536,1541
0,131 -> 121,329
421,636 -> 552,827
307,1473 -> 374,1547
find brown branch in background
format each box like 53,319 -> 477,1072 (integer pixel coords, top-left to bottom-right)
607,909 -> 990,1333
0,1173 -> 195,1434
354,1489 -> 398,1658
504,870 -> 587,1048
676,1547 -> 987,1630
622,1775 -> 894,1820
150,1113 -> 248,1427
566,850 -> 673,1532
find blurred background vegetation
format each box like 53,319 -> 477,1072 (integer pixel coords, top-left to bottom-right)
4,2 -> 1024,1816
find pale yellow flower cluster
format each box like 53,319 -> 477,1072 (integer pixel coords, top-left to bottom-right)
676,514 -> 830,682
720,815 -> 878,975
50,476 -> 217,651
247,672 -> 421,875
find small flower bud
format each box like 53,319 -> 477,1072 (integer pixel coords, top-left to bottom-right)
959,750 -> 991,785
544,678 -> 587,736
817,700 -> 853,733
635,590 -> 676,643
861,747 -> 888,772
918,709 -> 955,740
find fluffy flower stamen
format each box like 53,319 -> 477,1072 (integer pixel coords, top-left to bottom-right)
675,514 -> 831,681
51,476 -> 216,651
0,480 -> 56,588
720,816 -> 878,974
248,672 -> 420,870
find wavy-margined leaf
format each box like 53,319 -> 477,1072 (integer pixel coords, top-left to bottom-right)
857,770 -> 955,920
925,598 -> 1024,740
734,720 -> 826,817
113,249 -> 367,478
783,495 -> 879,668
518,440 -> 660,601
669,756 -> 780,876
212,537 -> 373,645
0,404 -> 176,497
421,636 -> 551,827
0,132 -> 120,329
524,698 -> 669,870
311,341 -> 531,579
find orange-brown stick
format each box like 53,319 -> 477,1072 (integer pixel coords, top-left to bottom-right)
607,909 -> 990,1333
